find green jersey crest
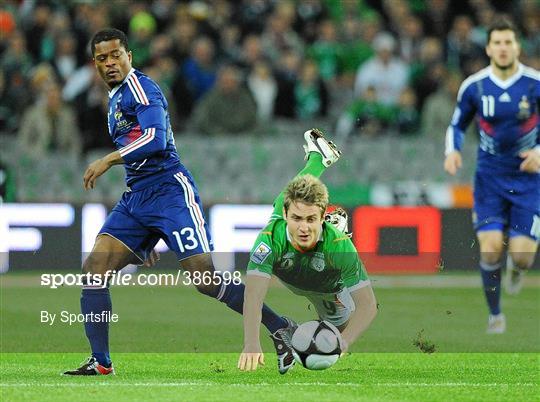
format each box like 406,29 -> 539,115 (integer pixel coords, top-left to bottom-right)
248,218 -> 368,295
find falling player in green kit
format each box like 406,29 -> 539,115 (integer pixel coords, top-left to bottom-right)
238,129 -> 377,373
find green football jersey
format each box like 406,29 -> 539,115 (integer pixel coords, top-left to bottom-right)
247,217 -> 369,296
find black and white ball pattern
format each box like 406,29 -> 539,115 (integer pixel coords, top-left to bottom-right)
291,320 -> 343,370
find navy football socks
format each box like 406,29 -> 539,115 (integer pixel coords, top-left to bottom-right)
479,261 -> 502,315
217,281 -> 288,333
81,287 -> 112,367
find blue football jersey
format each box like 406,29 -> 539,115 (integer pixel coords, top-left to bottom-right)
445,64 -> 539,174
107,68 -> 181,188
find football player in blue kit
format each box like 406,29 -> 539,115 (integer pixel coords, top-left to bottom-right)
444,19 -> 539,334
64,28 -> 291,375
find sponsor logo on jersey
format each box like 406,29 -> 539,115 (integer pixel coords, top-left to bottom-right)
116,119 -> 130,129
310,252 -> 326,272
251,242 -> 272,264
114,104 -> 132,129
279,252 -> 295,270
498,92 -> 511,102
112,95 -> 131,129
517,95 -> 531,120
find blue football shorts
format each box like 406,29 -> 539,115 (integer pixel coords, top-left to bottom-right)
473,171 -> 540,241
99,169 -> 213,261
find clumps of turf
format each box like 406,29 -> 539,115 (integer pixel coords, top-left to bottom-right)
413,329 -> 436,354
210,361 -> 225,373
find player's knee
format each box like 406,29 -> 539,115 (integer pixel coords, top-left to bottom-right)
82,252 -> 111,275
82,254 -> 98,274
509,254 -> 534,271
480,252 -> 502,265
479,243 -> 504,265
181,256 -> 220,297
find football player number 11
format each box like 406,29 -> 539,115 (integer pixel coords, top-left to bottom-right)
481,95 -> 495,117
173,228 -> 199,252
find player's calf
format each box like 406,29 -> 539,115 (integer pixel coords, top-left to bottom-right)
505,267 -> 525,296
504,254 -> 533,295
179,253 -> 220,296
180,254 -> 290,337
76,238 -> 129,372
478,260 -> 503,318
505,237 -> 537,295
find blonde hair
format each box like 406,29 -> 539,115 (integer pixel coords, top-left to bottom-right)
283,174 -> 328,216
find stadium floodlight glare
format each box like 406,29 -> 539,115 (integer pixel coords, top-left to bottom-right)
0,203 -> 75,273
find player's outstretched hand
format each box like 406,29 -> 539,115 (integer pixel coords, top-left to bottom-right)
83,158 -> 111,190
238,347 -> 265,371
519,149 -> 540,173
143,249 -> 160,268
444,151 -> 462,176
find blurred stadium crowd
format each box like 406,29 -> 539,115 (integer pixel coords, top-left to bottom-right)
0,0 -> 538,202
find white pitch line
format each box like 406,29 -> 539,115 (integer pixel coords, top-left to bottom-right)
0,382 -> 536,388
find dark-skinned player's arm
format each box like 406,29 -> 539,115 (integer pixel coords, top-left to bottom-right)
84,82 -> 168,190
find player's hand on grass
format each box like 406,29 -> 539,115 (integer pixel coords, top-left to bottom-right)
444,151 -> 462,176
143,249 -> 160,267
519,149 -> 540,173
238,345 -> 265,371
83,158 -> 112,190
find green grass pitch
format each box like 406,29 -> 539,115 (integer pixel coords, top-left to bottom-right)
1,273 -> 539,401
1,353 -> 538,401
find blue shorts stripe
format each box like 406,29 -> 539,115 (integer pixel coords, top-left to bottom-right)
99,169 -> 213,260
174,173 -> 210,252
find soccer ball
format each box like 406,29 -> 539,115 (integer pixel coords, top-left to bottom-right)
291,320 -> 343,370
